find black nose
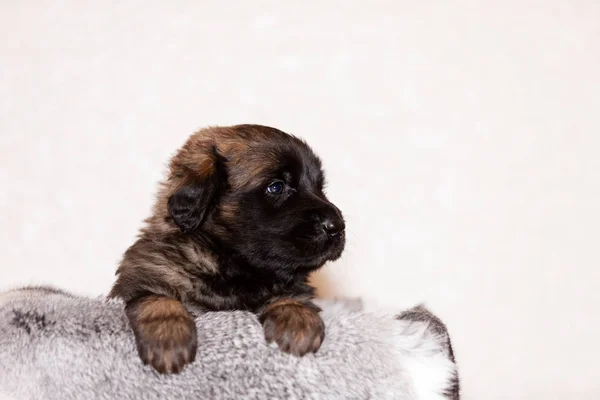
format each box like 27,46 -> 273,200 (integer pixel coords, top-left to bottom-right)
320,216 -> 345,238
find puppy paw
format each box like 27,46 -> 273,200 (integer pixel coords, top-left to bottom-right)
260,299 -> 325,356
127,296 -> 198,374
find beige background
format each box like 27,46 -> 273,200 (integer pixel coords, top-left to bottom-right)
1,1 -> 599,399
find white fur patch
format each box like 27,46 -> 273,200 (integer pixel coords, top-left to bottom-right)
317,298 -> 458,399
391,320 -> 457,400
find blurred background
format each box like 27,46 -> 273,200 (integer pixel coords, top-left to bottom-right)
1,1 -> 599,399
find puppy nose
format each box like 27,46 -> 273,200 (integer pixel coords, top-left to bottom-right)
320,217 -> 345,238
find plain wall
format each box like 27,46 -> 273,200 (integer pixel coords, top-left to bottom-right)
1,1 -> 599,399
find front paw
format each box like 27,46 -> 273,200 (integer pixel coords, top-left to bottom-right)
127,296 -> 198,374
260,300 -> 325,356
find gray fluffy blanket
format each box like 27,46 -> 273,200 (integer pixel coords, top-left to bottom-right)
0,287 -> 458,400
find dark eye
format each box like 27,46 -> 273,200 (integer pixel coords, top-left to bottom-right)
266,180 -> 285,195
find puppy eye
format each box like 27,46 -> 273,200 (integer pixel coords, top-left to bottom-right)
266,180 -> 285,195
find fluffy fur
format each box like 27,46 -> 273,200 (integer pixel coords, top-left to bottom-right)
0,287 -> 460,399
109,125 -> 347,373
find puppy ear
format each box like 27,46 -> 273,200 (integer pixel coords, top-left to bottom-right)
167,146 -> 225,233
167,179 -> 215,233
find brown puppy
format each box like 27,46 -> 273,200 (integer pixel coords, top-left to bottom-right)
109,125 -> 345,374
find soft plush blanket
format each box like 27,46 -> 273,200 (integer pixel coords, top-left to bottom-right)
0,287 -> 458,399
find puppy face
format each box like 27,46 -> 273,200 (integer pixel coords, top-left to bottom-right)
164,125 -> 345,275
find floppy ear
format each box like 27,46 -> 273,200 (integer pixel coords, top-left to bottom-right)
167,178 -> 216,233
167,146 -> 225,233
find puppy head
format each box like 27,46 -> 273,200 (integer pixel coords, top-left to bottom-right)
162,124 -> 345,275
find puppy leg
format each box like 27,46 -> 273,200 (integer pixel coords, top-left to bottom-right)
125,295 -> 197,374
259,299 -> 325,356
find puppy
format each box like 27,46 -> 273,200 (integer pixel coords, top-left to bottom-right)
109,125 -> 346,374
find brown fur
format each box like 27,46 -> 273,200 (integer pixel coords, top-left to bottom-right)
110,124 -> 346,374
126,295 -> 197,374
260,299 -> 325,357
